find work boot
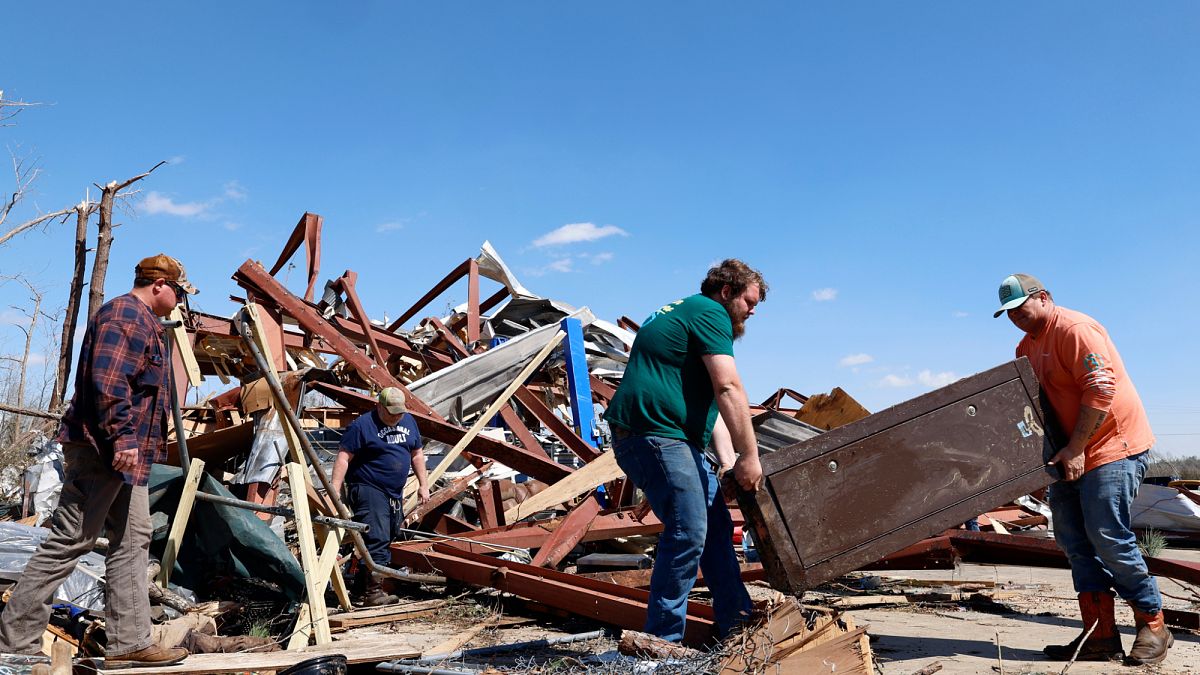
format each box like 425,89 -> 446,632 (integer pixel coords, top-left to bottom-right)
1126,607 -> 1173,665
1043,591 -> 1124,661
104,643 -> 189,669
359,573 -> 398,607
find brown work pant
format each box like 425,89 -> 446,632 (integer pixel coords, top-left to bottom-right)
0,444 -> 153,656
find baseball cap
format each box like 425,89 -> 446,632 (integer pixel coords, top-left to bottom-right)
379,387 -> 407,414
993,273 -> 1045,318
135,254 -> 199,295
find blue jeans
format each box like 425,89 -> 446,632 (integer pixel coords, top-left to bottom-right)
1048,450 -> 1161,613
346,482 -> 403,566
613,434 -> 752,642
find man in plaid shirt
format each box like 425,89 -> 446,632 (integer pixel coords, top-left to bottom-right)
0,254 -> 198,668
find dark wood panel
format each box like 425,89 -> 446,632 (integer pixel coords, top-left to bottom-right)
741,358 -> 1063,594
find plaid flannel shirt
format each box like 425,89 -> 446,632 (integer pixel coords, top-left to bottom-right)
57,293 -> 168,486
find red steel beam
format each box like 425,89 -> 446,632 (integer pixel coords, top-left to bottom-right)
309,379 -> 571,484
405,467 -> 486,526
476,479 -> 504,530
497,405 -> 548,458
331,270 -> 388,368
529,491 -> 603,568
393,542 -> 716,647
514,387 -> 601,463
268,212 -> 323,302
387,259 -> 471,333
233,260 -> 433,416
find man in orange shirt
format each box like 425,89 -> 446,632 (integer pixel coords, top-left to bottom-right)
995,273 -> 1170,665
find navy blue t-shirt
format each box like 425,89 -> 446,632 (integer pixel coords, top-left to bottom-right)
340,410 -> 423,500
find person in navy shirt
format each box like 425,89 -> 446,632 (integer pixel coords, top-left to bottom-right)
331,387 -> 429,606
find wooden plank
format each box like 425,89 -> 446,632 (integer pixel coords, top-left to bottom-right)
503,449 -> 622,523
98,634 -> 420,674
168,306 -> 202,387
285,462 -> 332,649
158,459 -> 205,589
793,386 -> 869,431
328,599 -> 446,631
403,331 -> 565,513
245,304 -> 305,465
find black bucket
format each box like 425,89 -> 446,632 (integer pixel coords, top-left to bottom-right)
278,654 -> 348,675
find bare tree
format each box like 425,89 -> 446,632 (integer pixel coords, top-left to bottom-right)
87,161 -> 166,320
50,196 -> 98,409
0,276 -> 51,444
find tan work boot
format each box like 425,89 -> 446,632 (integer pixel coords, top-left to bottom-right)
1126,607 -> 1173,665
1043,591 -> 1124,661
104,643 -> 189,669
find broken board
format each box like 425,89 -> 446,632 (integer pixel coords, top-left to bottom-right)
738,357 -> 1062,594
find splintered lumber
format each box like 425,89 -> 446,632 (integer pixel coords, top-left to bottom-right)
103,634 -> 420,674
328,599 -> 445,631
793,386 -> 870,431
772,627 -> 872,674
618,630 -> 702,660
405,467 -> 486,526
503,449 -> 622,523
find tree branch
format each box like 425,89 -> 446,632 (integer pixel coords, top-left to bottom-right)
0,205 -> 75,248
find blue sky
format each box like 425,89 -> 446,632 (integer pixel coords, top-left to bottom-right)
2,3 -> 1198,456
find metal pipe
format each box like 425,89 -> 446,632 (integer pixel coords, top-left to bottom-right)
191,491 -> 368,531
376,664 -> 479,675
235,309 -> 438,584
398,630 -> 608,664
160,318 -> 191,468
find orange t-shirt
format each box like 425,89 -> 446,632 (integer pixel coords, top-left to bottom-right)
1016,306 -> 1155,473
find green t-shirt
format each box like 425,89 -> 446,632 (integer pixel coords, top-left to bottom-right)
605,294 -> 735,448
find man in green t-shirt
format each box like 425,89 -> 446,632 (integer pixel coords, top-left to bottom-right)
605,259 -> 766,643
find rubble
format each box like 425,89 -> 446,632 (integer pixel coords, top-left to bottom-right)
2,211 -> 1198,673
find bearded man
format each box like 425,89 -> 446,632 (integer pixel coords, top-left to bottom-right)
604,258 -> 766,643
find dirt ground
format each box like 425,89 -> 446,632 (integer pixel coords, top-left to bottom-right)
844,551 -> 1200,675
340,548 -> 1200,674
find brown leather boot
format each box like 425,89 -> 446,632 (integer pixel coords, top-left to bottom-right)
360,573 -> 398,607
104,643 -> 189,669
1126,607 -> 1173,665
1043,591 -> 1123,661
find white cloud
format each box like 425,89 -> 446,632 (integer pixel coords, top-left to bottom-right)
917,370 -> 959,388
533,222 -> 628,247
878,373 -> 913,388
142,192 -> 210,217
588,252 -> 614,265
167,155 -> 186,165
547,258 -> 574,273
376,222 -> 405,233
223,222 -> 242,231
812,288 -> 838,302
953,311 -> 969,318
839,353 -> 874,367
223,181 -> 248,201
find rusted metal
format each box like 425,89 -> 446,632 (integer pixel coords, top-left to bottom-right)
739,358 -> 1062,595
616,316 -> 640,333
309,380 -> 571,484
497,405 -> 547,457
387,259 -> 476,333
234,260 -> 432,414
329,270 -> 387,368
513,387 -> 601,463
529,491 -> 603,568
759,387 -> 808,412
476,479 -> 504,530
268,212 -> 323,303
405,467 -> 486,526
392,542 -> 717,647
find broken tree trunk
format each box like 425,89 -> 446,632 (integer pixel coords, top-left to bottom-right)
87,163 -> 164,320
50,199 -> 94,410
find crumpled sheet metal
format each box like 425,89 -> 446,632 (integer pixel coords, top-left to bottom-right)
408,311 -> 594,421
0,522 -> 106,610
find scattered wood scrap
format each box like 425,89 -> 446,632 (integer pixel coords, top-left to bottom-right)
103,634 -> 419,674
717,599 -> 873,675
327,598 -> 446,632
